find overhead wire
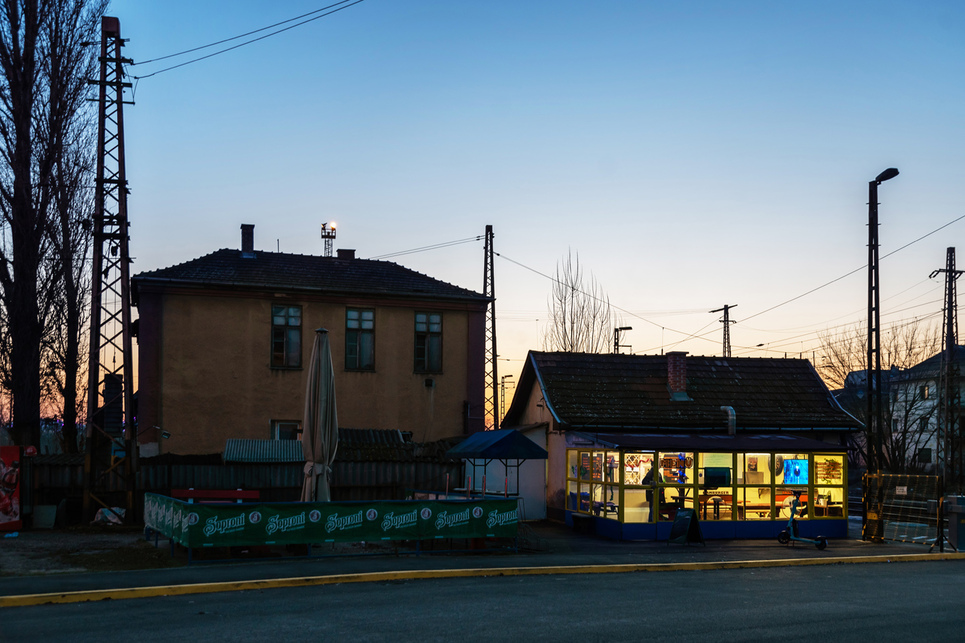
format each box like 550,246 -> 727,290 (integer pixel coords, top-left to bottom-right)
368,236 -> 483,260
133,1 -> 357,66
359,211 -> 964,357
131,0 -> 366,80
740,213 -> 965,325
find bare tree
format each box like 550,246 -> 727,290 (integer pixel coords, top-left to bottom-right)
543,249 -> 613,354
38,0 -> 99,452
819,318 -> 942,473
0,0 -> 103,448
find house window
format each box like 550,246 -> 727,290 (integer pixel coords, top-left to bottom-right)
271,305 -> 302,368
916,448 -> 933,464
345,308 -> 375,370
920,384 -> 930,400
414,312 -> 442,372
272,420 -> 301,440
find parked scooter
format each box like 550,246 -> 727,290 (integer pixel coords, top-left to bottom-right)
777,489 -> 828,550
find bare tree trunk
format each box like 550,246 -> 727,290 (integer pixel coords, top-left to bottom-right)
0,0 -> 46,446
0,0 -> 103,448
38,0 -> 99,453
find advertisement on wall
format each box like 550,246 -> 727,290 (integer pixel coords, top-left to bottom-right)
0,446 -> 22,531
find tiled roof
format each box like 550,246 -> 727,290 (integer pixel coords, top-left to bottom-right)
507,351 -> 860,431
133,249 -> 488,304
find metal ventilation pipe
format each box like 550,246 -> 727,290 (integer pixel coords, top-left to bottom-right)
721,406 -> 736,435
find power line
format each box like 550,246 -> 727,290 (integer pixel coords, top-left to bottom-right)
133,2 -> 356,66
368,211 -> 964,357
368,236 -> 482,260
741,213 -> 965,325
131,0 -> 366,80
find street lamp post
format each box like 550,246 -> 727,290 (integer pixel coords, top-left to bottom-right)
865,167 -> 898,542
867,167 -> 898,475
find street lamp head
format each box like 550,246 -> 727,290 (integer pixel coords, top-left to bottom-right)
874,168 -> 899,184
617,326 -> 632,331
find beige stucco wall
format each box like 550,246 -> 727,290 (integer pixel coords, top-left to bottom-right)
138,286 -> 483,454
509,379 -> 569,513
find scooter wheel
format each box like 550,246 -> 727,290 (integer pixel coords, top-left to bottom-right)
815,537 -> 828,551
778,530 -> 790,545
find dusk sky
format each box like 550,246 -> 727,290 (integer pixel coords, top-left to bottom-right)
113,1 -> 963,390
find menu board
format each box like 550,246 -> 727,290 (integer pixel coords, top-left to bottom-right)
592,453 -> 604,481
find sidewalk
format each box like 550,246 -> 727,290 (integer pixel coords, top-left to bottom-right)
1,518 -> 960,607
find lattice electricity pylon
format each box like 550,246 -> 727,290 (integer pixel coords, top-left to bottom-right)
931,247 -> 963,493
83,16 -> 137,524
483,225 -> 498,430
710,304 -> 737,358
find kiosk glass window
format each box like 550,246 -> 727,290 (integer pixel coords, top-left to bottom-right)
578,452 -> 592,481
566,479 -> 580,511
815,455 -> 845,485
813,487 -> 846,517
698,453 -> 734,521
814,454 -> 846,518
736,486 -> 774,520
777,486 -> 809,519
658,486 -> 694,521
623,452 -> 653,486
658,452 -> 694,485
622,452 -> 654,523
590,451 -> 606,482
657,451 -> 694,522
738,453 -> 771,485
623,488 -> 652,523
578,481 -> 591,512
567,451 -> 579,480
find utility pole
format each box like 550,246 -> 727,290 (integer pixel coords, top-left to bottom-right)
931,247 -> 963,493
710,305 -> 737,358
83,17 -> 137,524
483,225 -> 498,430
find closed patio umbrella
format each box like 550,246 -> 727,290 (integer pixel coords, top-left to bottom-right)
300,328 -> 339,502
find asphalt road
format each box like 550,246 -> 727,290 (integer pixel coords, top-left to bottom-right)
3,560 -> 963,642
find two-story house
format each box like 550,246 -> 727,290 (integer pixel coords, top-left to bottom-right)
132,224 -> 489,456
888,345 -> 965,472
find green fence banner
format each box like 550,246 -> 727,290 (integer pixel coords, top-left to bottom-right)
144,493 -> 520,548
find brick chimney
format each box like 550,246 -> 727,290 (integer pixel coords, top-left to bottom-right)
667,351 -> 691,401
240,224 -> 255,257
337,248 -> 356,260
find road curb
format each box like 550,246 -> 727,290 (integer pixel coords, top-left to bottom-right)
3,551 -> 964,608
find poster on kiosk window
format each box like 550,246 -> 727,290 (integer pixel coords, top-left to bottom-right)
0,445 -> 22,531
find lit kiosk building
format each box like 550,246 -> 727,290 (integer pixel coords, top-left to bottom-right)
502,351 -> 859,540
